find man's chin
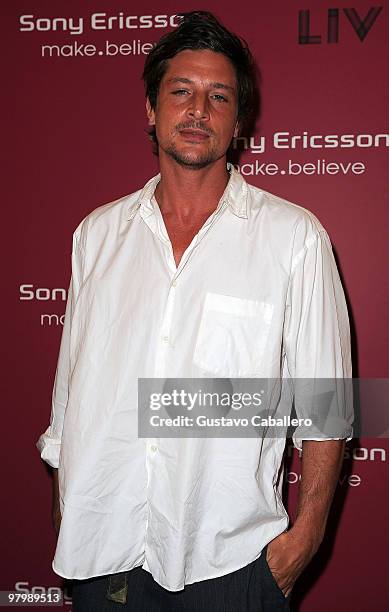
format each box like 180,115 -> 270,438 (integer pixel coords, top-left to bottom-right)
167,149 -> 219,170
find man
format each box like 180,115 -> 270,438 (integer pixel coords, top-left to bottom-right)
37,11 -> 353,612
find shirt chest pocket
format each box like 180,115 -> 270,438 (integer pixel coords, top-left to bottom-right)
193,292 -> 274,377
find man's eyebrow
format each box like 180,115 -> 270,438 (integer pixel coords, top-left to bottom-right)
167,77 -> 235,92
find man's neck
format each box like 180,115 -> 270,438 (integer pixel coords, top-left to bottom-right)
154,153 -> 230,224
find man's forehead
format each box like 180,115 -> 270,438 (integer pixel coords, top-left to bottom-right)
162,49 -> 237,88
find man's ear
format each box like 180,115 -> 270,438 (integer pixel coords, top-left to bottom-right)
146,98 -> 155,126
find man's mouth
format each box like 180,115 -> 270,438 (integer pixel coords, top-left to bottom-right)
179,129 -> 210,141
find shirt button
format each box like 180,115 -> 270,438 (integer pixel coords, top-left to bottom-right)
171,280 -> 177,287
150,445 -> 158,452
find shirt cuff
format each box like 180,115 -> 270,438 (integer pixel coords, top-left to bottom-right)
292,433 -> 353,452
36,427 -> 61,468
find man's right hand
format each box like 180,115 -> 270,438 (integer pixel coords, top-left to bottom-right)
52,469 -> 62,536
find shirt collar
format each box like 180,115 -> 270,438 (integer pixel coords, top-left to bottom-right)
225,163 -> 248,219
126,163 -> 248,221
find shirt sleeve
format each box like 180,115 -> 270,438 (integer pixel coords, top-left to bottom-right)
36,229 -> 84,468
282,219 -> 354,451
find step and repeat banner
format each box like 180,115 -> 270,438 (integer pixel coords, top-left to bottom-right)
3,1 -> 388,610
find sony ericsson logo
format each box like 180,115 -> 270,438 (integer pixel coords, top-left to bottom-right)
298,6 -> 383,43
19,284 -> 67,301
19,13 -> 182,36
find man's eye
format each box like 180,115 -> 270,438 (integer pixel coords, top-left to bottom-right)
172,89 -> 189,96
212,94 -> 228,102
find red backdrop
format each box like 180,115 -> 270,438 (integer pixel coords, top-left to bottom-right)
3,1 -> 388,610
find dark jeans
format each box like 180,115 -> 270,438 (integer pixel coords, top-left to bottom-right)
71,545 -> 291,611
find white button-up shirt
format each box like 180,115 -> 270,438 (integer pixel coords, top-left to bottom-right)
37,164 -> 353,590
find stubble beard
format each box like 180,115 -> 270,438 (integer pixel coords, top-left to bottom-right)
162,139 -> 222,171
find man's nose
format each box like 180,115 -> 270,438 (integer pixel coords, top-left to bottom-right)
187,94 -> 210,121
